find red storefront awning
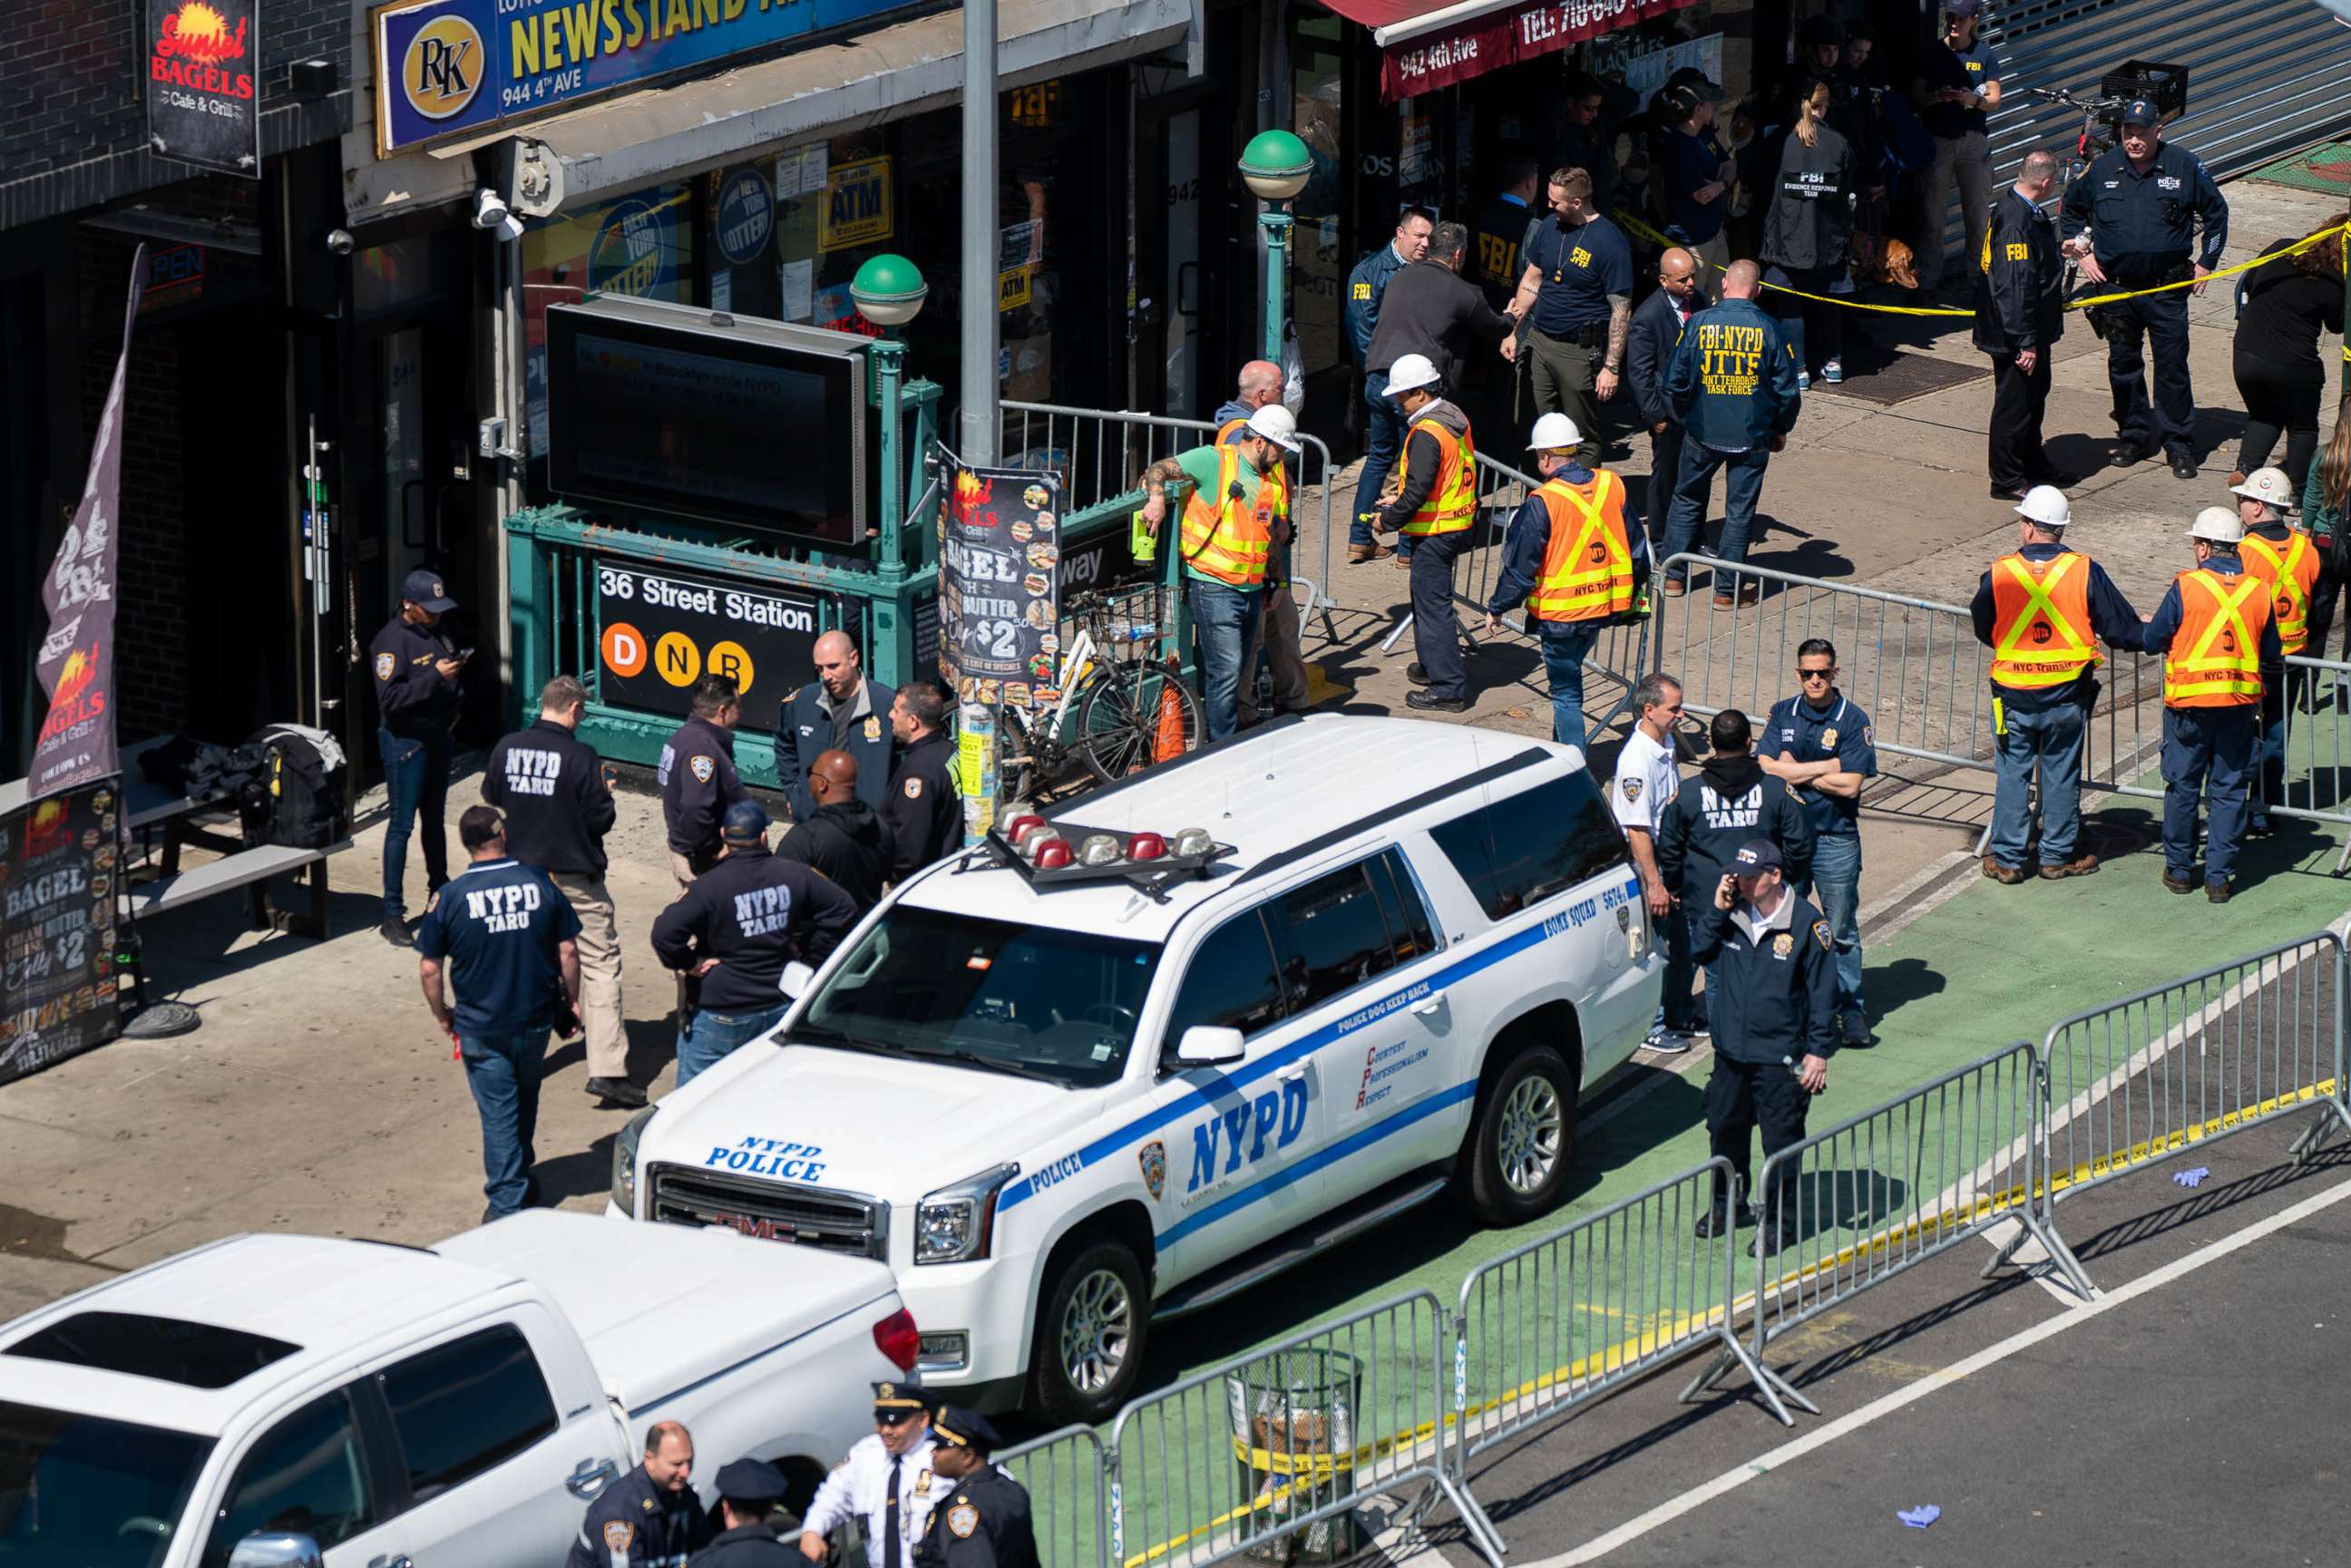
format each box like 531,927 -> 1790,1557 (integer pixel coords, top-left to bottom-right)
1315,0 -> 1700,101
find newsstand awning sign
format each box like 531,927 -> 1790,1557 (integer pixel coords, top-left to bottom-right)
1315,0 -> 1697,100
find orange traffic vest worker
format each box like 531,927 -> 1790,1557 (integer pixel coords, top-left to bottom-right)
1174,438 -> 1285,589
1485,413 -> 1650,743
2141,511 -> 2281,901
2239,525 -> 2318,657
1372,352 -> 1482,712
1985,553 -> 2102,691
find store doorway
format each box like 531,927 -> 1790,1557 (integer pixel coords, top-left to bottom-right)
1136,94 -> 1224,420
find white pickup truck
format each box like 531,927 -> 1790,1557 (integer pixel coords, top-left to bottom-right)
0,1211 -> 916,1568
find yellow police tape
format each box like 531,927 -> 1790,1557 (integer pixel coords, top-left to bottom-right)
1119,1069 -> 2340,1568
1610,210 -> 2351,318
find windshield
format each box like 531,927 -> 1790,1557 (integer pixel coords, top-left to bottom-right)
797,906 -> 1160,1087
0,1400 -> 213,1568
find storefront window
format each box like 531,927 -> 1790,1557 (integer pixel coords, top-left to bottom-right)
1292,15 -> 1348,394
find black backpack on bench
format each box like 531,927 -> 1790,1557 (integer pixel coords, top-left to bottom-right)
238,724 -> 351,850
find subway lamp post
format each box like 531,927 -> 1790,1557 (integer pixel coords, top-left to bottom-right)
852,253 -> 928,686
1238,129 -> 1312,364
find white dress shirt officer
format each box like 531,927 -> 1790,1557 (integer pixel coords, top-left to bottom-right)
799,1384 -> 941,1568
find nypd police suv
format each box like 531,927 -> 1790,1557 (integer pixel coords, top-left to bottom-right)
612,716 -> 1662,1423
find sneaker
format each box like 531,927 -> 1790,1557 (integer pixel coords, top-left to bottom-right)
1840,1012 -> 1874,1049
2039,853 -> 2100,879
1820,358 -> 1844,385
586,1076 -> 649,1109
2207,880 -> 2234,904
1981,856 -> 2027,884
2162,872 -> 2196,895
1796,366 -> 1811,392
1405,690 -> 1469,713
1642,1026 -> 1695,1055
378,916 -> 413,949
1406,662 -> 1430,687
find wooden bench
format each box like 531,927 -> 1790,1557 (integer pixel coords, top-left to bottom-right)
127,838 -> 353,939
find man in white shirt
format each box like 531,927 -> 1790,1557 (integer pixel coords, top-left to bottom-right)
1612,672 -> 1696,1052
800,1383 -> 941,1568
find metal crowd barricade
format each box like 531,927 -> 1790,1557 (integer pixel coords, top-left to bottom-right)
1740,1041 -> 2084,1385
1106,1290 -> 1476,1568
2038,930 -> 2351,1286
998,1424 -> 1113,1568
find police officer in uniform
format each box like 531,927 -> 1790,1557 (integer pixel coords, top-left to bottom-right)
653,800 -> 860,1087
1689,840 -> 1836,1256
2059,98 -> 2229,480
1372,354 -> 1479,714
371,567 -> 466,948
1757,640 -> 1878,1047
778,632 -> 896,823
569,1420 -> 712,1568
2234,467 -> 2318,836
799,1384 -> 942,1568
2143,508 -> 2280,901
1970,487 -> 2142,883
484,675 -> 643,1110
662,675 -> 751,887
883,682 -> 962,882
910,1408 -> 1037,1568
1976,151 -> 2073,500
695,1458 -> 801,1566
1482,412 -> 1651,746
415,805 -> 580,1222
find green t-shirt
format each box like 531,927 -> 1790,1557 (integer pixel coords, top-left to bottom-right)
1173,445 -> 1275,590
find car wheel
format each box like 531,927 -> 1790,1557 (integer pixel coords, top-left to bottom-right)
1458,1046 -> 1579,1225
1029,1238 -> 1147,1426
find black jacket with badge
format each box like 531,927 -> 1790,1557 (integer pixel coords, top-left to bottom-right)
776,800 -> 896,912
566,1464 -> 713,1568
692,1523 -> 803,1566
660,715 -> 749,871
650,842 -> 861,1014
777,679 -> 897,822
912,1467 -> 1039,1568
2058,140 -> 2228,282
883,730 -> 963,881
483,717 -> 616,877
1656,755 -> 1816,901
1690,890 -> 1839,1066
1757,123 -> 1855,274
369,616 -> 462,739
1973,184 -> 2064,355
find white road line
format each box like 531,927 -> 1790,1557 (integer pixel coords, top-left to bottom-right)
1498,1172 -> 2351,1568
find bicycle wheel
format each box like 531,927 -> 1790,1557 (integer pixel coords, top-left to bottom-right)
1076,662 -> 1203,783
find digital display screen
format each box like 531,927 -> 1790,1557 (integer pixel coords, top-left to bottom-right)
546,300 -> 865,543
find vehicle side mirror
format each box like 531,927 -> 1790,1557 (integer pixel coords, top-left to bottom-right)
228,1535 -> 324,1568
779,960 -> 816,999
1175,1026 -> 1245,1066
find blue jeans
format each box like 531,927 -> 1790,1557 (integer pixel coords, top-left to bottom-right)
677,1004 -> 790,1088
1661,443 -> 1771,584
1351,371 -> 1404,547
1800,833 -> 1865,1017
460,1029 -> 549,1218
380,726 -> 450,921
2161,706 -> 2256,886
1989,700 -> 2087,868
2103,289 -> 2195,460
1538,621 -> 1603,746
1187,579 -> 1263,742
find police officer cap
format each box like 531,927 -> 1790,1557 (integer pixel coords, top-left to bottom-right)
721,799 -> 771,843
929,1406 -> 1000,1454
873,1379 -> 932,1415
2121,98 -> 2159,127
401,568 -> 457,613
1943,0 -> 1980,17
1732,839 -> 1783,874
716,1457 -> 790,1505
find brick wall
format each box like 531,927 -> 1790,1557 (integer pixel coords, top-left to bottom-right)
0,0 -> 352,231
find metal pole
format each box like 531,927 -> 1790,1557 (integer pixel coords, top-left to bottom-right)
960,0 -> 999,467
1260,209 -> 1291,364
873,336 -> 908,687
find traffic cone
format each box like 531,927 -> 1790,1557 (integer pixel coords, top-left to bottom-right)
1152,673 -> 1185,765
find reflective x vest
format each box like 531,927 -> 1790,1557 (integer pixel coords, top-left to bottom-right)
1401,418 -> 1478,537
2162,568 -> 2268,708
1527,471 -> 1635,622
1987,551 -> 2102,691
2239,530 -> 2317,656
1179,442 -> 1282,589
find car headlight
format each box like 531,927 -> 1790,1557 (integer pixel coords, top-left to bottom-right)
612,1106 -> 658,1216
915,1164 -> 1019,1265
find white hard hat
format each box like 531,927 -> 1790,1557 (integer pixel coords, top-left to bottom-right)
2188,506 -> 2244,544
2229,467 -> 2297,513
1244,404 -> 1303,453
1384,353 -> 1442,396
2014,484 -> 2071,529
1527,412 -> 1583,452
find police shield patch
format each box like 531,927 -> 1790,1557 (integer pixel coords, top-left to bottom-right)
864,716 -> 883,742
949,1505 -> 980,1539
1813,920 -> 1833,952
1771,932 -> 1794,960
1819,727 -> 1838,750
690,755 -> 716,784
904,776 -> 923,800
603,1521 -> 634,1552
1138,1139 -> 1166,1200
1620,776 -> 1642,804
376,651 -> 395,681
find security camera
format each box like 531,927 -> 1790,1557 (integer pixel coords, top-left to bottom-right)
473,189 -> 524,243
324,228 -> 355,256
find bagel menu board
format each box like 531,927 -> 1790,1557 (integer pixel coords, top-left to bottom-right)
0,775 -> 123,1086
937,445 -> 1062,711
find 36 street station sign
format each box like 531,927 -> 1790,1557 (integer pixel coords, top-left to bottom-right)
1380,0 -> 1696,99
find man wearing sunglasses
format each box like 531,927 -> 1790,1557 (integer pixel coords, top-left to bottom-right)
1758,640 -> 1877,1048
800,1384 -> 941,1568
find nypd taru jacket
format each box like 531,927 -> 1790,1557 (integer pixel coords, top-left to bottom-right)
1656,755 -> 1816,903
565,1463 -> 712,1568
483,717 -> 616,877
650,842 -> 862,1015
1689,888 -> 1839,1066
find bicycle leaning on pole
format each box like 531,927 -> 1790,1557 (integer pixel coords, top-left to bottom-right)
1000,584 -> 1205,800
